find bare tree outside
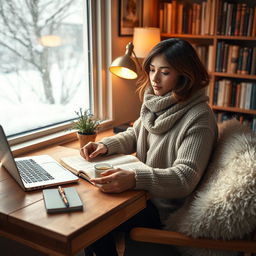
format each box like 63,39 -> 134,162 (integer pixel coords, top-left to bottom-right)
0,0 -> 89,135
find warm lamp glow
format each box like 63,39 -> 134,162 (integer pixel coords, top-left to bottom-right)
133,27 -> 160,58
109,66 -> 137,79
109,42 -> 138,79
39,35 -> 62,47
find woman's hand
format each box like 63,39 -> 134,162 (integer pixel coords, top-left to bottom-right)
90,168 -> 136,193
80,142 -> 107,161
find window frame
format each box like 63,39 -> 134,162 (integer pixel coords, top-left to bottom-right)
9,0 -> 113,149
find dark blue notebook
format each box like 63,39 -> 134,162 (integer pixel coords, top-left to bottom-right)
43,187 -> 83,213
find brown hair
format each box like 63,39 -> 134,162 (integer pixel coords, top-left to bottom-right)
137,38 -> 209,101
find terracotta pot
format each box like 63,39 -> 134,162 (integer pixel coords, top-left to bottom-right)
77,132 -> 97,148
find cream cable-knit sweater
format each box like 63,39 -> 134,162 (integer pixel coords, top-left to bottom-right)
101,88 -> 218,224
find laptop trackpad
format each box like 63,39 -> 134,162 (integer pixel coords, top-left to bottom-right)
41,162 -> 68,175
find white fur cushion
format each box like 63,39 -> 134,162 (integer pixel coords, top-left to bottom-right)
166,119 -> 256,256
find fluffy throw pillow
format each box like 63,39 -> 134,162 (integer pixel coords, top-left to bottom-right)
166,119 -> 256,256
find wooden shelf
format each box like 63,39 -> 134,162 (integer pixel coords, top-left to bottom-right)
161,33 -> 215,40
213,72 -> 256,80
161,34 -> 256,41
212,106 -> 256,115
216,36 -> 256,41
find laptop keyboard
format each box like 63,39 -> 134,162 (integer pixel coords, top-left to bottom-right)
16,159 -> 54,183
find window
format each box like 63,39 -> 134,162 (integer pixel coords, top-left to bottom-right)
0,0 -> 111,144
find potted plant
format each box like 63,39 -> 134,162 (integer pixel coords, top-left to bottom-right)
71,108 -> 100,148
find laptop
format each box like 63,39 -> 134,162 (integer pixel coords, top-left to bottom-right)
0,125 -> 78,191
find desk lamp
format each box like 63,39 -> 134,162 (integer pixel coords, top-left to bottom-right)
109,27 -> 160,132
109,27 -> 160,80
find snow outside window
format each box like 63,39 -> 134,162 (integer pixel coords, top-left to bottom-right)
0,0 -> 90,137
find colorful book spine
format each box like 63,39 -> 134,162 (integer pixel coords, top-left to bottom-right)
244,83 -> 253,109
250,83 -> 256,110
250,47 -> 256,75
229,45 -> 239,74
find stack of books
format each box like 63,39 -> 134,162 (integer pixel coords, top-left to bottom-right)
159,0 -> 217,35
214,79 -> 256,110
217,1 -> 256,37
216,43 -> 256,75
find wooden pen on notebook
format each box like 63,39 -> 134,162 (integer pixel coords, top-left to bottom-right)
58,186 -> 69,207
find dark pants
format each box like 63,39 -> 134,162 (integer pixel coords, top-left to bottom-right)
84,200 -> 163,256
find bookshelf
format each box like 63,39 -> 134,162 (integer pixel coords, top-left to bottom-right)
158,0 -> 256,132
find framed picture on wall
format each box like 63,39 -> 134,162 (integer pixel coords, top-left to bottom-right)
119,0 -> 143,36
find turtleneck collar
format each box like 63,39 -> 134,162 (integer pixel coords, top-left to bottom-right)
140,88 -> 208,134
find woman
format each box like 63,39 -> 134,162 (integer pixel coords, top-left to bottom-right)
81,38 -> 218,256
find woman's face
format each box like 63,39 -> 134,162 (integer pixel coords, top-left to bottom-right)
149,54 -> 180,96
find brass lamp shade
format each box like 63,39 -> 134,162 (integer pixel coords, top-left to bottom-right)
109,55 -> 137,79
109,42 -> 138,79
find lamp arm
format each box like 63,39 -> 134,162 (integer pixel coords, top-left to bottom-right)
132,50 -> 142,72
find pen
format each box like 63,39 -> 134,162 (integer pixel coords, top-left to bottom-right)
58,186 -> 69,207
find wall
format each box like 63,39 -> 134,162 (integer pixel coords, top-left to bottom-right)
110,0 -> 157,127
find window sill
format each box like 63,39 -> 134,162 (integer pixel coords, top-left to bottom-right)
12,120 -> 114,157
12,130 -> 77,157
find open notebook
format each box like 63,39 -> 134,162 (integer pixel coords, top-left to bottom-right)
0,125 -> 78,191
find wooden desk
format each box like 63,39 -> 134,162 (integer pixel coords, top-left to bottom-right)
0,133 -> 147,256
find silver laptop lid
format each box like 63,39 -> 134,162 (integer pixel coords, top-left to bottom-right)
0,125 -> 25,189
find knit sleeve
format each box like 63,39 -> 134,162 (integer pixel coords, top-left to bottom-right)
134,117 -> 218,199
100,119 -> 141,155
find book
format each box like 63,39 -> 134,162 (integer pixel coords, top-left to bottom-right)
234,3 -> 242,36
171,0 -> 177,34
237,47 -> 244,74
177,3 -> 184,34
217,79 -> 225,106
182,5 -> 189,33
250,47 -> 256,75
252,6 -> 256,37
241,47 -> 249,75
201,1 -> 206,35
216,41 -> 223,72
246,47 -> 253,74
239,82 -> 247,109
244,83 -> 253,110
228,45 -> 239,74
43,187 -> 83,213
230,82 -> 237,107
213,81 -> 219,105
243,6 -> 250,36
166,3 -> 172,34
223,79 -> 232,107
235,83 -> 241,108
239,3 -> 247,36
220,1 -> 227,35
225,3 -> 233,35
250,84 -> 256,110
60,153 -> 146,181
216,0 -> 223,35
188,6 -> 193,34
208,45 -> 214,72
195,3 -> 201,35
209,0 -> 216,35
159,6 -> 164,32
252,116 -> 256,133
221,43 -> 229,72
246,7 -> 253,36
230,3 -> 237,36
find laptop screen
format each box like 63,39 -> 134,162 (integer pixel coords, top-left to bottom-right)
0,125 -> 25,189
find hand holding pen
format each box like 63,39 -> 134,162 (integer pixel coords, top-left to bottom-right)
58,186 -> 69,207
